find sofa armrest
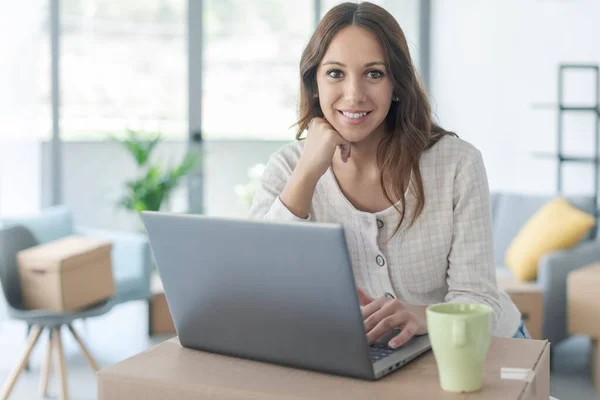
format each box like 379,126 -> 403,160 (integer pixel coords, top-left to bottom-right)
75,226 -> 152,300
537,240 -> 600,345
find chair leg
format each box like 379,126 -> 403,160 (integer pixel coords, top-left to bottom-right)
591,339 -> 600,392
67,325 -> 99,372
0,325 -> 43,400
147,298 -> 153,337
39,329 -> 53,397
24,324 -> 32,372
53,327 -> 69,400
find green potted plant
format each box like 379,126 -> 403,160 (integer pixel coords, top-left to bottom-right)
115,130 -> 202,216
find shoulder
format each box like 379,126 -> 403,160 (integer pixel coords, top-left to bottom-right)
425,134 -> 482,163
421,134 -> 484,173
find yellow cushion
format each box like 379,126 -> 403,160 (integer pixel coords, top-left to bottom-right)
506,197 -> 595,281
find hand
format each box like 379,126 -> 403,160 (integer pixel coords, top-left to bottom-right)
296,117 -> 351,181
357,288 -> 427,349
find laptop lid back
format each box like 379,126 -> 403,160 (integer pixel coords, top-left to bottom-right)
141,212 -> 374,380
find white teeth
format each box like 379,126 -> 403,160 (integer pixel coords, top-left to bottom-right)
342,111 -> 367,119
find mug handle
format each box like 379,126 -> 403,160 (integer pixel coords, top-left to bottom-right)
452,320 -> 467,347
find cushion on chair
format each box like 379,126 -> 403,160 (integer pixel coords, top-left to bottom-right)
1,206 -> 74,244
505,197 -> 595,281
492,193 -> 596,267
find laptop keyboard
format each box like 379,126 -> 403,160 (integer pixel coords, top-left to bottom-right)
369,343 -> 399,362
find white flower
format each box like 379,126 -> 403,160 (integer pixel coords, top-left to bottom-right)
236,163 -> 267,209
248,164 -> 266,180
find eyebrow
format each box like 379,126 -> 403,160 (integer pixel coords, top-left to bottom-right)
321,61 -> 386,68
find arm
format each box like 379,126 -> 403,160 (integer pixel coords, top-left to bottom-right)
249,118 -> 350,221
248,151 -> 315,222
444,150 -> 503,330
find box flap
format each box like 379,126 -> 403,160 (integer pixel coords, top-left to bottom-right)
98,337 -> 548,400
17,235 -> 111,273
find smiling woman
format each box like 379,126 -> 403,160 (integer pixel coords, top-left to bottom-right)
296,2 -> 449,230
249,1 -> 525,349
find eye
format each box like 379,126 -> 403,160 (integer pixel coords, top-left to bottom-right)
367,69 -> 385,79
326,69 -> 344,79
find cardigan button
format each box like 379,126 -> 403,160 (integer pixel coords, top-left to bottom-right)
376,219 -> 384,229
376,255 -> 385,267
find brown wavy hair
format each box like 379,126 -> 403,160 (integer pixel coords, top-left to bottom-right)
296,1 -> 455,234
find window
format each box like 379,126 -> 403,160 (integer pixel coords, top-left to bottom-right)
0,2 -> 50,216
202,0 -> 314,140
0,2 -> 51,140
60,0 -> 187,140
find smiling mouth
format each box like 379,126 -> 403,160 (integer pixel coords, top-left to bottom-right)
338,110 -> 372,119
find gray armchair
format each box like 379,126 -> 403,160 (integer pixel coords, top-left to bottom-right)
0,205 -> 152,306
491,192 -> 599,346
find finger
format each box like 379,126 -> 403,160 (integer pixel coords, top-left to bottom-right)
361,297 -> 390,320
388,320 -> 418,349
364,302 -> 403,333
366,312 -> 409,344
357,287 -> 374,306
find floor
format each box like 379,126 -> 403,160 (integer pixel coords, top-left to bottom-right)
0,301 -> 598,400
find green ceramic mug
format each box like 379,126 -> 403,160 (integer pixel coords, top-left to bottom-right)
426,303 -> 493,393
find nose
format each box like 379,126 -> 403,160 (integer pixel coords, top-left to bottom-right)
344,76 -> 367,104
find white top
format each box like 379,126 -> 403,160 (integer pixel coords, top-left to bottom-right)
249,135 -> 521,337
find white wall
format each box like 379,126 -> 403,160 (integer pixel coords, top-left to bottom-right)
430,0 -> 600,195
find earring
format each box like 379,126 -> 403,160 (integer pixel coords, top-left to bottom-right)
313,93 -> 319,98
392,96 -> 399,102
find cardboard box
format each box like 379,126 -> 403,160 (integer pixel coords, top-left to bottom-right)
568,263 -> 600,338
98,337 -> 550,400
568,263 -> 600,391
149,273 -> 176,335
17,235 -> 114,312
498,278 -> 544,340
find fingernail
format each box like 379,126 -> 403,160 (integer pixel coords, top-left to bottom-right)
389,341 -> 398,348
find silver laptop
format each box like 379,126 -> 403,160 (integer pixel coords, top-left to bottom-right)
141,211 -> 431,380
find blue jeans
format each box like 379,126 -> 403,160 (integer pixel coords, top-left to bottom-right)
512,321 -> 532,339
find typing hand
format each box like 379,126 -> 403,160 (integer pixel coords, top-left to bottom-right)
357,288 -> 426,349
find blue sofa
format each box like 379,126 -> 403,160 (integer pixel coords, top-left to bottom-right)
491,192 -> 599,346
0,205 -> 152,306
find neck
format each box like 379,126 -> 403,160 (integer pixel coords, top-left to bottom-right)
336,125 -> 386,177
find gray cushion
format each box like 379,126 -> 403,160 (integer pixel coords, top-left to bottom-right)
1,205 -> 74,244
492,193 -> 596,267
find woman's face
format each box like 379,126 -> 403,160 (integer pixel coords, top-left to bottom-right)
316,25 -> 394,143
